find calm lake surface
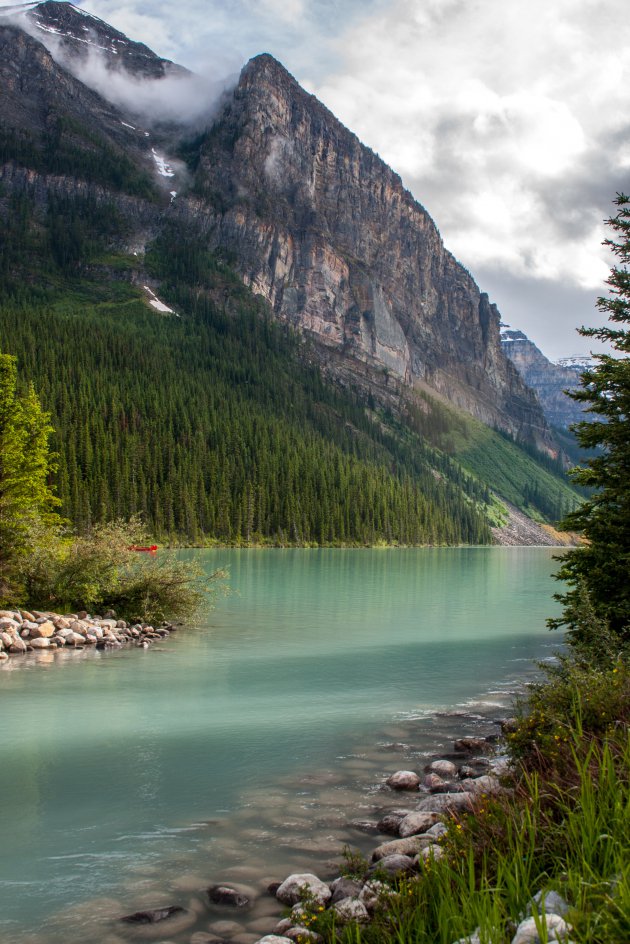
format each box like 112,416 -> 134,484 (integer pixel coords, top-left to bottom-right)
0,548 -> 563,943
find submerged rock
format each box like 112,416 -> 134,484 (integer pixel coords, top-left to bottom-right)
453,737 -> 490,753
208,884 -> 250,907
121,905 -> 185,924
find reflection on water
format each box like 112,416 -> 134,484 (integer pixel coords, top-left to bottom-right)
0,548 -> 562,942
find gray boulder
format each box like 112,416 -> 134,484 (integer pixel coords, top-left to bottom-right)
254,937 -> 294,944
377,809 -> 414,834
451,931 -> 481,944
429,759 -> 458,778
512,915 -> 571,944
460,775 -> 502,795
367,854 -> 415,877
276,873 -> 331,907
526,890 -> 570,918
398,811 -> 440,837
359,880 -> 393,911
419,844 -> 444,862
416,792 -> 474,813
332,898 -> 369,924
285,928 -> 322,942
386,770 -> 420,790
329,877 -> 362,903
372,835 -> 432,861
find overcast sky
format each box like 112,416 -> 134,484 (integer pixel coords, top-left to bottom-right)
16,0 -> 630,358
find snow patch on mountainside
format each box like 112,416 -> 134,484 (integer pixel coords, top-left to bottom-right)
151,149 -> 175,178
143,286 -> 179,316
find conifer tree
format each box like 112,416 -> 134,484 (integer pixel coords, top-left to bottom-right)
551,194 -> 630,645
0,353 -> 60,602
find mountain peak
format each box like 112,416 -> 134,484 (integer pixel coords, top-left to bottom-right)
238,51 -> 304,97
244,52 -> 288,72
4,0 -> 186,79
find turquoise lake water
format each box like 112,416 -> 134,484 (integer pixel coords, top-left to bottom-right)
0,547 -> 563,943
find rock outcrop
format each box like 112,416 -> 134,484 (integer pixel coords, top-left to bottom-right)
195,54 -> 555,451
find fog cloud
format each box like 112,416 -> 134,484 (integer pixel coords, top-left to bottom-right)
68,47 -> 235,126
2,4 -> 235,126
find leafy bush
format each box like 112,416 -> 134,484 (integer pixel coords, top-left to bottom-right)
21,517 -> 225,622
506,657 -> 630,780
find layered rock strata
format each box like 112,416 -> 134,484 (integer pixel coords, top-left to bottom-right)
196,54 -> 555,451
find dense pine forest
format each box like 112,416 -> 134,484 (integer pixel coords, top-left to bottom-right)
0,184 -> 579,545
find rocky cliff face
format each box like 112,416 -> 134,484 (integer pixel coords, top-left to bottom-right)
0,10 -> 556,454
501,329 -> 587,428
193,54 -> 554,450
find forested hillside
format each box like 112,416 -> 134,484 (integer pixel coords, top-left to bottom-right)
0,186 -> 579,545
0,191 -> 489,544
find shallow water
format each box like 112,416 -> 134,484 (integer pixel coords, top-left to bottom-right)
0,547 -> 562,942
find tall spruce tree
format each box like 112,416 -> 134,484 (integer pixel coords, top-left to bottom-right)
0,353 -> 60,603
551,194 -> 630,647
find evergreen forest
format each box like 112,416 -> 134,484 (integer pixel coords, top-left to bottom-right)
0,183 -> 580,545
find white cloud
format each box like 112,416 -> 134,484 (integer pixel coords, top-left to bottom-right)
308,0 -> 630,353
247,0 -> 305,24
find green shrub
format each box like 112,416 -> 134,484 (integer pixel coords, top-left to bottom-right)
21,517 -> 225,622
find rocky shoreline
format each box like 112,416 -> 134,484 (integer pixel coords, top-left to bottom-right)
0,607 -> 175,662
110,719 -> 569,944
